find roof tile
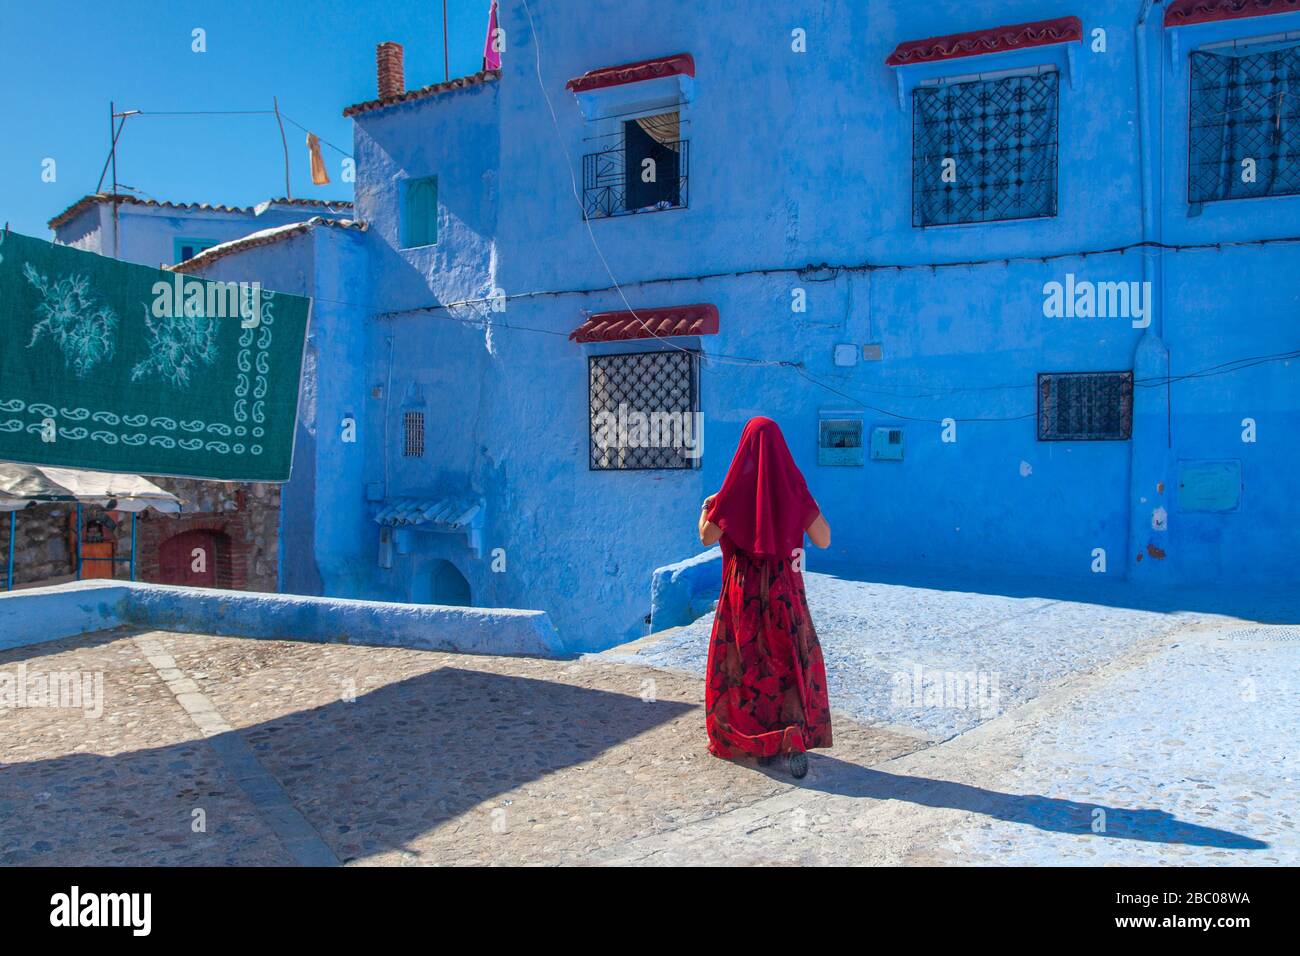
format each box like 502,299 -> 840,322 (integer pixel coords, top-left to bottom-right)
570,304 -> 719,343
343,69 -> 500,118
566,54 -> 695,93
886,16 -> 1083,67
1164,0 -> 1300,26
48,193 -> 352,231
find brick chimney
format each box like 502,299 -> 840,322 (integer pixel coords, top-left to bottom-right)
377,41 -> 405,99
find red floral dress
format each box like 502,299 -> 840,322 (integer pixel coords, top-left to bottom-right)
705,537 -> 833,759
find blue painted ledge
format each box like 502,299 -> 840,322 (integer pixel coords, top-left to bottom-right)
649,547 -> 722,632
0,580 -> 564,658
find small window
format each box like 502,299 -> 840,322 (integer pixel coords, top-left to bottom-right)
1189,41 -> 1300,205
403,411 -> 425,457
818,419 -> 864,466
588,350 -> 700,470
912,70 -> 1060,227
403,175 -> 438,248
173,237 -> 218,263
870,426 -> 905,461
583,111 -> 689,218
1037,372 -> 1133,441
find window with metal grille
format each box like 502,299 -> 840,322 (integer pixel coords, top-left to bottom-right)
403,410 -> 425,457
588,350 -> 701,470
1189,41 -> 1300,205
1037,371 -> 1133,441
818,419 -> 864,466
912,70 -> 1060,227
583,111 -> 689,219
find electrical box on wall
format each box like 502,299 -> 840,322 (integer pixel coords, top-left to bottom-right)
1178,460 -> 1242,512
818,413 -> 864,466
870,426 -> 904,461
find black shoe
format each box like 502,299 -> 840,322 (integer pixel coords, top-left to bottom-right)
787,752 -> 808,779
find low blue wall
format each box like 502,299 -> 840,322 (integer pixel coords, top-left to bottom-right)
0,581 -> 564,657
649,547 -> 722,632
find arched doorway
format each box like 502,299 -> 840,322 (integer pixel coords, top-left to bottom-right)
158,529 -> 229,587
428,559 -> 471,606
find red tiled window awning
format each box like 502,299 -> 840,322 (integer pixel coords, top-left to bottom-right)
566,53 -> 695,93
886,16 -> 1083,66
1165,0 -> 1300,27
569,304 -> 719,343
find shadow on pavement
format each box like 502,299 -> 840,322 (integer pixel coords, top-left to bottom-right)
0,666 -> 694,865
794,754 -> 1268,850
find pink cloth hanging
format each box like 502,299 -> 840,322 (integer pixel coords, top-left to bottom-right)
483,1 -> 502,71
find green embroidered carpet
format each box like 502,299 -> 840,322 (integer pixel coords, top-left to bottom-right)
0,230 -> 309,481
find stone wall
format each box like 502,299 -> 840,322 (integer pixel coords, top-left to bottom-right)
0,503 -> 79,587
1,479 -> 279,593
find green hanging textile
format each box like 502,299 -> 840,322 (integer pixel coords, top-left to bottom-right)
0,230 -> 309,482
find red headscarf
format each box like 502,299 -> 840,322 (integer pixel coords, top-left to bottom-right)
706,417 -> 819,559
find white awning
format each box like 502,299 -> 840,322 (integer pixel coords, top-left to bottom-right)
0,463 -> 182,513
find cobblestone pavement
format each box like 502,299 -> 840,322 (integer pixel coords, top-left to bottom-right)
588,620 -> 1297,865
600,572 -> 1201,738
0,628 -> 920,866
2,615 -> 1292,866
936,622 -> 1299,865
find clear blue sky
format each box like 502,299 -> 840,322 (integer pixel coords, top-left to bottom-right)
0,0 -> 491,236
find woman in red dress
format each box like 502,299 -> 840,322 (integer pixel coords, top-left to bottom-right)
698,417 -> 833,779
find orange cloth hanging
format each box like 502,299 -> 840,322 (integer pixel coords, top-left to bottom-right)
306,133 -> 330,185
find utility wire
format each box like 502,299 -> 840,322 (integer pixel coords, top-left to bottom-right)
280,113 -> 354,158
373,232 -> 1300,319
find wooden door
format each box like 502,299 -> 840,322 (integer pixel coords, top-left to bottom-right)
158,529 -> 221,587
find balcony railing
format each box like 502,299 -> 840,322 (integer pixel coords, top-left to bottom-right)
582,140 -> 690,219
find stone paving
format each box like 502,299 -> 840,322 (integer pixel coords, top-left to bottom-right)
938,622 -> 1300,865
1,605 -> 1294,866
0,627 -> 920,866
600,572 -> 1201,738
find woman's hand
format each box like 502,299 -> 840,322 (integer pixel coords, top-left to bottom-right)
699,493 -> 722,546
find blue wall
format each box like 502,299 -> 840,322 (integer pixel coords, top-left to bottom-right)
193,1 -> 1300,650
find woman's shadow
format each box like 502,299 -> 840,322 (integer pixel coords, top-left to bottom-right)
760,754 -> 1267,850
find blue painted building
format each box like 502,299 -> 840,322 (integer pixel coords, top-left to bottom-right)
49,193 -> 355,268
183,0 -> 1300,651
42,193 -> 358,593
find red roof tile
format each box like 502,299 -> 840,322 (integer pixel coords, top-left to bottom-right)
48,194 -> 352,231
886,16 -> 1083,67
566,54 -> 695,93
343,69 -> 500,118
1164,0 -> 1300,26
169,217 -> 368,273
570,304 -> 719,343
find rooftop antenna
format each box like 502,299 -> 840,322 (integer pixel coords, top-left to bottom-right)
273,96 -> 292,199
99,102 -> 140,258
443,0 -> 450,81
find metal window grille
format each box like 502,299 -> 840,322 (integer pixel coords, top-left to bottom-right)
1189,42 -> 1300,204
1037,371 -> 1133,441
583,113 -> 689,219
588,351 -> 700,470
912,70 -> 1060,227
403,410 -> 425,457
819,418 -> 864,467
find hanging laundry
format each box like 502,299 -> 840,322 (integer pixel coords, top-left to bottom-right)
0,231 -> 310,482
306,132 -> 330,186
483,0 -> 502,71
